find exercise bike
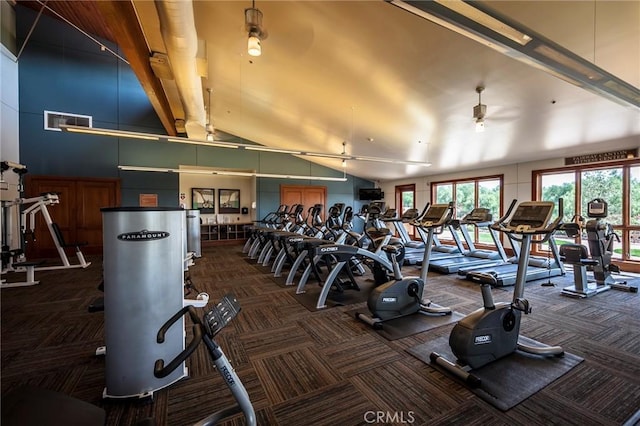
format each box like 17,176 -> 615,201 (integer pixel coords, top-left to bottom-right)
2,294 -> 256,426
430,200 -> 565,388
355,204 -> 454,329
151,294 -> 256,425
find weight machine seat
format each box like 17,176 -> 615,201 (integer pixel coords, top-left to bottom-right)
51,222 -> 88,250
1,386 -> 106,426
12,260 -> 45,268
559,244 -> 599,267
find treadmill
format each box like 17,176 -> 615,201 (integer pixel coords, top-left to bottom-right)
428,206 -> 510,274
383,204 -> 429,265
414,215 -> 466,265
411,203 -> 465,266
414,202 -> 458,283
458,201 -> 565,287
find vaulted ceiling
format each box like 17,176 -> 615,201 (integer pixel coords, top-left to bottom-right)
18,1 -> 640,181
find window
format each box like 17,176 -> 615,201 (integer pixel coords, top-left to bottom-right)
629,165 -> 640,261
455,182 -> 475,218
434,183 -> 453,205
478,179 -> 501,245
539,172 -> 576,251
395,184 -> 415,216
540,172 -> 576,222
533,159 -> 640,271
631,166 -> 640,226
395,184 -> 416,238
431,175 -> 503,247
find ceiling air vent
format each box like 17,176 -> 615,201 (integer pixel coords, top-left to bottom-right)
44,110 -> 92,131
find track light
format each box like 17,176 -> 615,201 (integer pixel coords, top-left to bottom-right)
60,125 -> 430,167
118,165 -> 348,182
245,2 -> 265,57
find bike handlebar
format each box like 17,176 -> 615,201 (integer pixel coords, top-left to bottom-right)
154,305 -> 203,379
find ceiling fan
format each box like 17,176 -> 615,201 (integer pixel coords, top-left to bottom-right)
472,86 -> 520,132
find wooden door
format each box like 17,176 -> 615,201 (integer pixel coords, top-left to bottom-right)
24,176 -> 120,258
280,185 -> 327,221
76,180 -> 120,250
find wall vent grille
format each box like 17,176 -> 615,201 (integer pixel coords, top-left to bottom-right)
44,110 -> 92,131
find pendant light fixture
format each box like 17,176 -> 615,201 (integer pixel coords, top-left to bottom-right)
473,86 -> 486,132
245,1 -> 266,57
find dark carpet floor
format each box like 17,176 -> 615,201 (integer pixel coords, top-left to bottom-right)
2,244 -> 640,425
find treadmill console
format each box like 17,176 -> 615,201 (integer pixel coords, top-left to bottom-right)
419,204 -> 450,227
401,208 -> 420,222
507,201 -> 554,232
381,208 -> 398,219
463,208 -> 492,223
369,201 -> 386,213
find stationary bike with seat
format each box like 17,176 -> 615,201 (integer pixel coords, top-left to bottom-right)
430,200 -> 565,387
355,203 -> 455,329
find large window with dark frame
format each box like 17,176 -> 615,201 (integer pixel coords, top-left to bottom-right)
533,159 -> 640,271
431,175 -> 503,247
395,184 -> 416,239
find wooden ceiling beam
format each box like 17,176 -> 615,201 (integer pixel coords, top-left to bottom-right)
94,1 -> 177,136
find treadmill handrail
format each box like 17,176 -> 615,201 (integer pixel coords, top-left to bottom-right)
493,199 -> 518,226
408,203 -> 430,227
416,202 -> 431,222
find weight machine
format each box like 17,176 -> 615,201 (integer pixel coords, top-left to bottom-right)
560,198 -> 637,297
1,161 -> 90,288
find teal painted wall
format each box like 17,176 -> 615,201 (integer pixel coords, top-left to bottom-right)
16,6 -> 373,213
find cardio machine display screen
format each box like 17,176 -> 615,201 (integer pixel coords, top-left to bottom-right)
465,208 -> 491,222
423,206 -> 448,222
509,204 -> 553,229
588,202 -> 606,217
